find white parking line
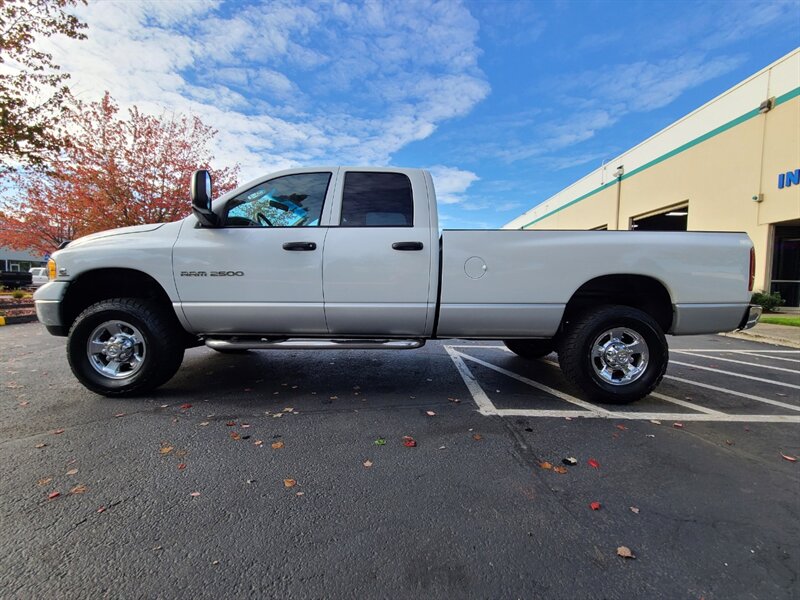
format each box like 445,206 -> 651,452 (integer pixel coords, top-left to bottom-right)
672,350 -> 800,373
456,351 -> 615,415
539,358 -> 727,415
671,349 -> 800,353
445,344 -> 800,423
492,409 -> 800,423
443,346 -> 498,415
648,392 -> 725,415
669,360 -> 800,390
663,375 -> 800,413
737,351 -> 800,364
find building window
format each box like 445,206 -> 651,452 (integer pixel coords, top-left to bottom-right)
630,203 -> 689,231
771,224 -> 800,307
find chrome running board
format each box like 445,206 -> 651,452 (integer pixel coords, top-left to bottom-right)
205,338 -> 425,351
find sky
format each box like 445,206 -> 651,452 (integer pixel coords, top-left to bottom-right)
37,0 -> 800,229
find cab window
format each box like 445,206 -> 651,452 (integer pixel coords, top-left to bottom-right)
224,172 -> 331,228
339,172 -> 413,227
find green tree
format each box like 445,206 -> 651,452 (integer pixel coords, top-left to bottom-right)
0,0 -> 87,169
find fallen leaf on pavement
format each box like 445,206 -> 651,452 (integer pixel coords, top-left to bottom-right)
178,463 -> 186,470
563,457 -> 578,465
189,491 -> 201,497
180,403 -> 192,409
271,441 -> 285,449
425,410 -> 436,416
66,468 -> 78,476
35,443 -> 47,449
272,413 -> 283,419
38,477 -> 52,486
18,401 -> 29,407
539,461 -> 553,470
617,546 -> 635,559
781,453 -> 797,462
295,491 -> 304,497
47,491 -> 60,500
97,506 -> 106,513
212,560 -> 220,565
616,424 -> 627,430
553,466 -> 568,474
230,432 -> 241,441
363,460 -> 373,468
725,440 -> 734,446
226,421 -> 236,426
70,484 -> 88,494
241,423 -> 251,428
159,446 -> 174,455
254,440 -> 263,447
283,407 -> 294,413
51,429 -> 65,435
402,436 -> 417,447
590,502 -> 601,510
374,438 -> 386,446
588,458 -> 600,469
649,420 -> 661,425
200,422 -> 210,427
472,434 -> 483,441
448,397 -> 461,404
630,506 -> 640,514
283,479 -> 297,488
673,422 -> 684,429
114,413 -> 126,418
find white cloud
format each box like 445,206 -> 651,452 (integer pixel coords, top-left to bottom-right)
428,165 -> 479,205
39,0 -> 489,181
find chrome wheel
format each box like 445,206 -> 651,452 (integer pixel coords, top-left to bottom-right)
86,320 -> 146,379
590,327 -> 649,386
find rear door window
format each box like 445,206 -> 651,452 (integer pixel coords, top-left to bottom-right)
340,172 -> 413,227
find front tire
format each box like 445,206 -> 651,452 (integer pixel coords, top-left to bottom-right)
557,305 -> 668,404
503,339 -> 554,359
67,298 -> 185,397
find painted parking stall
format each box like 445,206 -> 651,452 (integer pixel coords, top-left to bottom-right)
445,342 -> 800,423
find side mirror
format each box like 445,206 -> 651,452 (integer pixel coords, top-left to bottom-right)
191,169 -> 219,227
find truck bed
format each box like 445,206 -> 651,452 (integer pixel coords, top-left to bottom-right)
435,230 -> 753,338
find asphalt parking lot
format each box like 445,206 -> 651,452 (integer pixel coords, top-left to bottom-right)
1,323 -> 798,599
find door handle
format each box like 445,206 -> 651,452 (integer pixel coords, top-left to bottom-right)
282,241 -> 317,251
392,241 -> 424,251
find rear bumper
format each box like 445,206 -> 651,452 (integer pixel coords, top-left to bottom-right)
737,304 -> 762,331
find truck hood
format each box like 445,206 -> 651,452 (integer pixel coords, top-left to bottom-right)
66,223 -> 165,248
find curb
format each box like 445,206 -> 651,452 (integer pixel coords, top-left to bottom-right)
720,330 -> 800,349
0,314 -> 38,326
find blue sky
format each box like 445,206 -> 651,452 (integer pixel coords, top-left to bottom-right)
43,0 -> 800,228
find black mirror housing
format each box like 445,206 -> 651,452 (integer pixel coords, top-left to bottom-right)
191,169 -> 219,227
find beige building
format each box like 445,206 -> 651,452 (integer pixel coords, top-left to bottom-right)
504,49 -> 800,307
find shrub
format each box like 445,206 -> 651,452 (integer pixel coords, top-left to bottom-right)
11,289 -> 26,299
751,290 -> 785,313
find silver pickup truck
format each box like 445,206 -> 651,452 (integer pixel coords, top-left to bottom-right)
34,167 -> 760,403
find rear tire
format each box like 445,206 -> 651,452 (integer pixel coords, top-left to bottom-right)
557,305 -> 668,404
67,298 -> 185,397
503,339 -> 554,359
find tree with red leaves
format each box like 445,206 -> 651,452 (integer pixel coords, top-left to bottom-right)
0,92 -> 239,254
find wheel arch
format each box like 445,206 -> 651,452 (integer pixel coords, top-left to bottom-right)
62,268 -> 181,333
562,274 -> 673,334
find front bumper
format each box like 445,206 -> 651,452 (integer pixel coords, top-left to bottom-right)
33,281 -> 70,336
737,304 -> 762,331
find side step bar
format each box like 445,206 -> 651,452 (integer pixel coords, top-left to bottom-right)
205,338 -> 426,351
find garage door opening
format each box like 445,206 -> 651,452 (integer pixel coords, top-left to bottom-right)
630,205 -> 688,231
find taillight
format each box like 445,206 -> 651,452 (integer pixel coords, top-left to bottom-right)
748,247 -> 755,292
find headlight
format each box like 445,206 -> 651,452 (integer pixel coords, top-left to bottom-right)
47,258 -> 57,280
